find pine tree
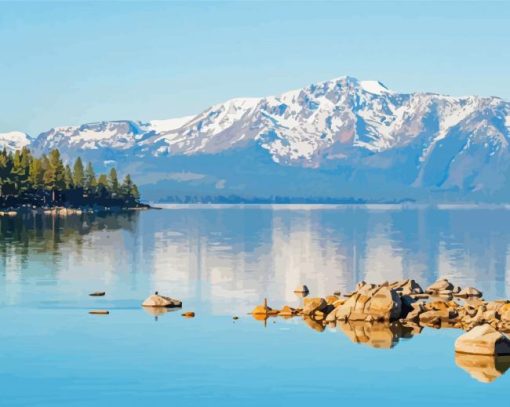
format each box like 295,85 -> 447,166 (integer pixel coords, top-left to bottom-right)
28,158 -> 44,190
130,183 -> 140,201
64,165 -> 74,189
73,157 -> 84,188
84,162 -> 97,193
44,149 -> 65,202
108,168 -> 119,196
120,174 -> 134,200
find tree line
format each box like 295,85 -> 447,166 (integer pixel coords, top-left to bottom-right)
0,147 -> 141,208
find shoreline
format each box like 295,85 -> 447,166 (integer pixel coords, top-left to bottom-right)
0,203 -> 152,217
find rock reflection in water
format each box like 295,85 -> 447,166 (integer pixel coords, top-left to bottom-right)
455,353 -> 510,383
336,321 -> 421,349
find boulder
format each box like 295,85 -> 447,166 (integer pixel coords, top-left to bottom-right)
455,324 -> 510,356
251,299 -> 279,317
89,291 -> 106,297
302,297 -> 327,315
181,311 -> 195,318
333,286 -> 401,322
142,294 -> 182,308
500,310 -> 510,323
456,287 -> 483,298
419,309 -> 457,325
390,279 -> 424,295
426,278 -> 454,294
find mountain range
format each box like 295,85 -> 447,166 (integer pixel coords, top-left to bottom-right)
2,76 -> 510,202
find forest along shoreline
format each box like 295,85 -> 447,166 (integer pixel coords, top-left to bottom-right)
0,147 -> 150,215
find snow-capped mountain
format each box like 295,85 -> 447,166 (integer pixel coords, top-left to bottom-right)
0,131 -> 31,152
3,76 -> 510,201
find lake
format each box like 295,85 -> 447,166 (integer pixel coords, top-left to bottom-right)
1,205 -> 509,406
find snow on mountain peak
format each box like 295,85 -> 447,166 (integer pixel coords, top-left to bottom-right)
360,80 -> 391,95
0,131 -> 31,152
18,75 -> 510,184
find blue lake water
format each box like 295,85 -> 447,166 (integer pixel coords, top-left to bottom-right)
1,205 -> 510,406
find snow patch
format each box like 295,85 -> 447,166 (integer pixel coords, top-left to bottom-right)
360,80 -> 391,95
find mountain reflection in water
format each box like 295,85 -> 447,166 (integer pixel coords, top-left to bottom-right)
2,206 -> 510,391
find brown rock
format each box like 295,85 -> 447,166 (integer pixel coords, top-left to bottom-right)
500,310 -> 510,323
455,324 -> 510,356
302,297 -> 327,315
89,291 -> 106,297
333,286 -> 401,322
278,305 -> 296,317
182,311 -> 195,318
89,310 -> 109,315
326,295 -> 339,305
426,278 -> 454,294
142,294 -> 182,308
455,287 -> 483,298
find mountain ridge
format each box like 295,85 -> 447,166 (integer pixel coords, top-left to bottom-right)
1,76 -> 510,202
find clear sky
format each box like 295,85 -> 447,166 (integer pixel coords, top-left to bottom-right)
1,0 -> 509,135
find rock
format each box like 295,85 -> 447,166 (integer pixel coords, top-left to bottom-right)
181,311 -> 195,318
455,353 -> 510,383
456,287 -> 483,298
302,297 -> 327,315
419,309 -> 457,325
293,285 -> 309,294
233,316 -> 239,320
390,279 -> 424,295
333,286 -> 401,322
142,294 -> 182,308
89,310 -> 109,315
251,298 -> 279,318
455,324 -> 510,356
500,310 -> 510,323
325,295 -> 339,304
426,278 -> 454,294
89,291 -> 105,297
278,305 -> 296,317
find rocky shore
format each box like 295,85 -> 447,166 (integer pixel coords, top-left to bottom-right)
252,278 -> 510,382
0,204 -> 151,217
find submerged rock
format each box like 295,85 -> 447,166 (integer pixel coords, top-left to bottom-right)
142,294 -> 182,308
455,324 -> 510,356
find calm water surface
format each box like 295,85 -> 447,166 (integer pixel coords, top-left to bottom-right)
1,206 -> 510,406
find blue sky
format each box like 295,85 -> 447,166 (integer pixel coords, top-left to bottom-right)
1,0 -> 509,135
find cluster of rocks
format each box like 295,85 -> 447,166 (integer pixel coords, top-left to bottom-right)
252,279 -> 510,359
